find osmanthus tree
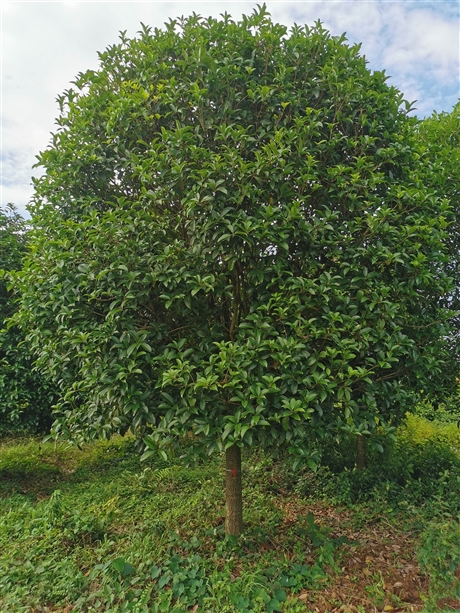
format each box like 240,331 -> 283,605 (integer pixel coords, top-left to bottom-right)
414,102 -> 460,406
15,7 -> 453,534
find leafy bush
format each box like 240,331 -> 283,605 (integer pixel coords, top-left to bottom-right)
416,397 -> 460,425
398,413 -> 460,454
299,415 -> 460,511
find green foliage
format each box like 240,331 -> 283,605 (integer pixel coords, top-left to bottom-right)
86,551 -> 209,612
0,436 -> 349,612
416,397 -> 460,424
0,496 -> 89,609
14,8 -> 453,465
1,425 -> 459,611
82,516 -> 343,613
0,204 -> 56,436
40,488 -> 120,545
399,413 -> 460,449
0,204 -> 27,307
414,102 -> 460,401
418,520 -> 460,609
0,438 -> 144,612
0,326 -> 57,435
415,102 -> 460,283
298,414 -> 460,513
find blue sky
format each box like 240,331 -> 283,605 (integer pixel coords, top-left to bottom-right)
1,0 -> 459,216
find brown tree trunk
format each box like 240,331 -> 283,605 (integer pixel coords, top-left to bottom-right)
225,444 -> 243,536
356,435 -> 367,470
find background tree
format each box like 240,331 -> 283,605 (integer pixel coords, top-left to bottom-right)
413,101 -> 460,412
0,204 -> 55,435
15,8 -> 452,534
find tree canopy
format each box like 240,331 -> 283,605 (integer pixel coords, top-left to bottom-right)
412,101 -> 460,407
0,204 -> 55,434
15,8 -> 453,531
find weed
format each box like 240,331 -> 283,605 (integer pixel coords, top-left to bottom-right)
38,488 -> 119,545
364,570 -> 386,608
418,519 -> 460,609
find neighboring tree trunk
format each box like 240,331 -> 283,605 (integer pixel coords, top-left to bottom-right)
356,435 -> 367,470
225,444 -> 243,536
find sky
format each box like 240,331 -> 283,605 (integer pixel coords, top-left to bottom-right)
1,0 -> 459,216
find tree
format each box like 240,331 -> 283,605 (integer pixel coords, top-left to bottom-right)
15,7 -> 452,534
413,102 -> 460,408
0,204 -> 55,435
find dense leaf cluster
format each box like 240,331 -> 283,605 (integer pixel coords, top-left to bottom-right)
15,8 -> 452,460
413,102 -> 460,405
0,205 -> 55,435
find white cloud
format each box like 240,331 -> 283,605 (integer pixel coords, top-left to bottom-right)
1,181 -> 35,212
1,1 -> 257,214
381,5 -> 459,79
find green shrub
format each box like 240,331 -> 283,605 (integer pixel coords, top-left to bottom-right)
416,398 -> 460,425
299,415 -> 460,511
400,413 -> 460,449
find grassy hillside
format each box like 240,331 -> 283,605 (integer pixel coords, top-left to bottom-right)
0,415 -> 459,613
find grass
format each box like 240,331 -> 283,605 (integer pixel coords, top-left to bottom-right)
0,415 -> 459,613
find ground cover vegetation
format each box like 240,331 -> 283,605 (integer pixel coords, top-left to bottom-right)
0,411 -> 459,613
11,6 -> 457,535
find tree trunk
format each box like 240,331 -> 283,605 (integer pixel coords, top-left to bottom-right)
356,435 -> 367,470
225,444 -> 243,536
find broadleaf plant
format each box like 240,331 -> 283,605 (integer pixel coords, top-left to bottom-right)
0,204 -> 56,435
14,7 -> 453,534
